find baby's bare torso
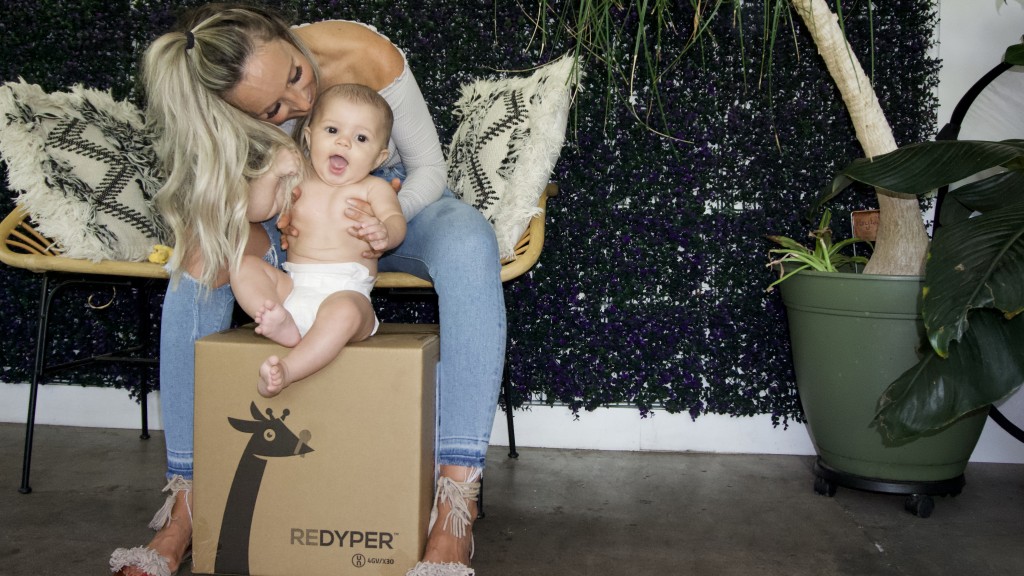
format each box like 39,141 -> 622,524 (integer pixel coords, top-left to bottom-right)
286,176 -> 379,274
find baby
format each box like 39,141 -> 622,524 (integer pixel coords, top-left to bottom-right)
232,83 -> 405,397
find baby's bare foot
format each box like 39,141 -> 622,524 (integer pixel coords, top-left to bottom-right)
254,300 -> 300,347
258,355 -> 292,398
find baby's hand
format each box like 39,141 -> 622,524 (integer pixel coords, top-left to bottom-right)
345,198 -> 386,258
355,220 -> 389,253
273,147 -> 301,179
277,186 -> 302,250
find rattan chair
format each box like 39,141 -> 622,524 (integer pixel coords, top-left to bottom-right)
0,205 -> 167,494
1,182 -> 554,493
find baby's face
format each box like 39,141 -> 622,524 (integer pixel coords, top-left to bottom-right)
304,98 -> 388,187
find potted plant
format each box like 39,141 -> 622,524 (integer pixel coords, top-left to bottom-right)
766,38 -> 1024,515
541,0 -> 1020,512
827,137 -> 1024,440
765,209 -> 868,291
767,132 -> 1024,514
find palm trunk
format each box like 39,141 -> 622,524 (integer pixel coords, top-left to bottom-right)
790,0 -> 929,275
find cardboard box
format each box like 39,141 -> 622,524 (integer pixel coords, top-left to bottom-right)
192,323 -> 439,576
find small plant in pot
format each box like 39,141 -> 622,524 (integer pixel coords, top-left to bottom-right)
765,209 -> 869,291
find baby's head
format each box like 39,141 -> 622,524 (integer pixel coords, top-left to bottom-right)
301,84 -> 394,184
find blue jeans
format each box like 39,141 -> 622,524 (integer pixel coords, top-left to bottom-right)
158,174 -> 505,478
159,276 -> 234,479
379,188 -> 507,469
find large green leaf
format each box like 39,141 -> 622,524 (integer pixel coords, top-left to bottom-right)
875,311 -> 1024,443
937,193 -> 975,228
1005,43 -> 1024,66
825,140 -> 1024,357
945,170 -> 1024,216
923,201 -> 1024,354
826,139 -> 1024,199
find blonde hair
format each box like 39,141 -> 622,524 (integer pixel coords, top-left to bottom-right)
142,4 -> 317,289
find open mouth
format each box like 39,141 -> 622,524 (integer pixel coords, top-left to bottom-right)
329,154 -> 348,174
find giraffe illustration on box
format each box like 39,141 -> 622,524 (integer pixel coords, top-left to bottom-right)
216,402 -> 313,575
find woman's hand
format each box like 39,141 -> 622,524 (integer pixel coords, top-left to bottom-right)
346,197 -> 387,258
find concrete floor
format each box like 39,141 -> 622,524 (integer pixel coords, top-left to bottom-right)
2,422 -> 1023,576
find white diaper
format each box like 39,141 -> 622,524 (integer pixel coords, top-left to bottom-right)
282,262 -> 379,337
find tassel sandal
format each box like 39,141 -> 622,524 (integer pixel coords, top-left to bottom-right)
406,470 -> 482,576
110,476 -> 193,576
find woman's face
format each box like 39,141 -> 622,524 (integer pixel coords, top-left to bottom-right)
225,38 -> 317,125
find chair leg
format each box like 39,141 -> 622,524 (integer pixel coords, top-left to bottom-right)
136,282 -> 151,440
19,368 -> 41,494
503,370 -> 519,459
20,274 -> 52,494
139,389 -> 151,440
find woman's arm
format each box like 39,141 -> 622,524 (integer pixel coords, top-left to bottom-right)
381,66 -> 447,221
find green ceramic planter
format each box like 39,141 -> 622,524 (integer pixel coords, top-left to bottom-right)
779,270 -> 986,482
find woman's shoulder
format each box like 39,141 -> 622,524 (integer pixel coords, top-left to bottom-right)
294,20 -> 380,40
295,20 -> 405,92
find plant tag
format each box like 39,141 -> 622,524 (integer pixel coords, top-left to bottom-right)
851,209 -> 879,241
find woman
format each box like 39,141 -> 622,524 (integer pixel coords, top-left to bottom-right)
109,5 -> 503,576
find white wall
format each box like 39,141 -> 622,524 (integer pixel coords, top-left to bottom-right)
3,1 -> 1024,464
935,0 -> 1024,131
1,381 -> 1023,463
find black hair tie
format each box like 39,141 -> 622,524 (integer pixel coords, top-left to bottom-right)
185,31 -> 196,51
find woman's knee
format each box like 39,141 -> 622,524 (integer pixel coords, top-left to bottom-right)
161,273 -> 235,340
425,202 -> 499,264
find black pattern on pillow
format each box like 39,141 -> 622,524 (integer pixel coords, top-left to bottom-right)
447,55 -> 578,259
0,80 -> 168,262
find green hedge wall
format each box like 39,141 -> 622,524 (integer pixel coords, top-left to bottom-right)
0,1 -> 939,426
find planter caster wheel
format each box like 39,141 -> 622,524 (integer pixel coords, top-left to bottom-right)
814,475 -> 837,497
905,494 -> 934,518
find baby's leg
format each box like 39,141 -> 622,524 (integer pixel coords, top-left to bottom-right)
254,300 -> 301,347
274,292 -> 376,386
232,254 -> 294,331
